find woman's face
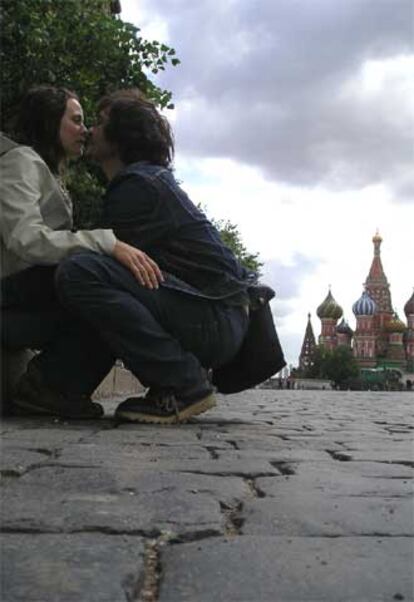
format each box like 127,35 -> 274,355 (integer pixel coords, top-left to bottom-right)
59,97 -> 87,158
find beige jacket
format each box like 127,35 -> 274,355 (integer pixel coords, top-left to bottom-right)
0,134 -> 116,277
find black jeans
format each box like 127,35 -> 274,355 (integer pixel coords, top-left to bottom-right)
1,266 -> 114,395
56,252 -> 249,394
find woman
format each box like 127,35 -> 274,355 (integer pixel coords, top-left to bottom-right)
0,85 -> 162,417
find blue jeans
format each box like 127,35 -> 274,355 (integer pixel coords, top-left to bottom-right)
1,266 -> 114,396
56,252 -> 249,394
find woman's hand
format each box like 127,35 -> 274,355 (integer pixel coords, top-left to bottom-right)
113,240 -> 164,289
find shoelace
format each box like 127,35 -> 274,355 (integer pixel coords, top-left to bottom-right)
155,393 -> 179,415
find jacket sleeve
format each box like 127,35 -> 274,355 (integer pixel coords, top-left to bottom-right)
0,147 -> 116,265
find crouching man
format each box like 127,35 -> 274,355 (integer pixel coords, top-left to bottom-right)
55,89 -> 256,424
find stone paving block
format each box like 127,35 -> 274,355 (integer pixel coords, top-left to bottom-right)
88,422 -> 204,444
2,463 -> 248,503
331,450 -> 414,464
1,465 -> 249,539
256,464 -> 413,499
242,494 -> 413,536
165,457 -> 280,477
340,460 -> 414,479
0,533 -> 144,602
158,535 -> 414,602
56,440 -> 211,467
0,447 -> 55,477
339,436 -> 413,449
48,443 -> 281,478
191,447 -> 335,467
0,418 -> 107,443
1,484 -> 224,537
1,474 -> 225,538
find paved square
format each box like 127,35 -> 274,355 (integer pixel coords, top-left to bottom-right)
1,390 -> 413,601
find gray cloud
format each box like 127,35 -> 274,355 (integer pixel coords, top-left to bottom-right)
262,254 -> 320,364
136,0 -> 413,200
276,330 -> 305,367
262,254 -> 320,302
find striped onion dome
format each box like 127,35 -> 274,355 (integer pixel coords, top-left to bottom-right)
336,317 -> 353,336
385,313 -> 406,333
316,290 -> 343,320
352,290 -> 377,316
404,290 -> 414,317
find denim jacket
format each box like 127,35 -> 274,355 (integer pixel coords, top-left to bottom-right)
100,161 -> 256,304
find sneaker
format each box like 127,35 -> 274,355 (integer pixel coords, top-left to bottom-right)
13,366 -> 104,419
115,385 -> 216,424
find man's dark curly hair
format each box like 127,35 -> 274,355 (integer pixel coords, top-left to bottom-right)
14,85 -> 79,173
97,89 -> 174,168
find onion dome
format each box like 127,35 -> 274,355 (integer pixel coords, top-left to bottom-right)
404,290 -> 414,317
352,290 -> 377,316
386,313 -> 407,333
372,230 -> 382,244
336,317 -> 353,336
316,290 -> 343,320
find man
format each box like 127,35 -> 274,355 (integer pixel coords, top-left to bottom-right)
52,89 -> 256,424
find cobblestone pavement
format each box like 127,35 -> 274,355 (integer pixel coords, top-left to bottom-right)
1,390 -> 413,601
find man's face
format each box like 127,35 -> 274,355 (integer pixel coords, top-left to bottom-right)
86,110 -> 114,163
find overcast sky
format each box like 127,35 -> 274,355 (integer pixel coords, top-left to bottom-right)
121,0 -> 414,367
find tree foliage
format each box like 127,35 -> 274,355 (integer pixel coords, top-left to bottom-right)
304,345 -> 359,387
0,0 -> 180,225
1,0 -> 179,126
213,219 -> 262,275
0,0 -> 261,271
196,205 -> 262,274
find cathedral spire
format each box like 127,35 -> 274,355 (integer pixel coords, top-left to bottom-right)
298,313 -> 316,372
367,230 -> 386,281
364,231 -> 393,314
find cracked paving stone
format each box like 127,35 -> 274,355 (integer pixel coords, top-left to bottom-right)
158,536 -> 414,602
242,495 -> 413,536
0,467 -> 249,538
1,483 -> 224,537
57,441 -> 211,466
256,463 -> 413,498
0,448 -> 56,478
0,533 -> 145,602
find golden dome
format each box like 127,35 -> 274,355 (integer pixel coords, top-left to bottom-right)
386,313 -> 407,333
372,229 -> 382,244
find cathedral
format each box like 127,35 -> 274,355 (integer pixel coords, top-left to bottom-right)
299,232 -> 414,374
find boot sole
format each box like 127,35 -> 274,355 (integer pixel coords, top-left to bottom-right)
115,393 -> 217,425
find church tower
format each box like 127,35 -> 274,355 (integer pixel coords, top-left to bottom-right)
384,313 -> 407,367
364,232 -> 393,357
352,290 -> 377,368
299,313 -> 316,372
404,290 -> 414,373
336,317 -> 353,348
317,289 -> 343,350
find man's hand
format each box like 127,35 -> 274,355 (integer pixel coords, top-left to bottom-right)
113,240 -> 164,289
